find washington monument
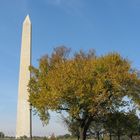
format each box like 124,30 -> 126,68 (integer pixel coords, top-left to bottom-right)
16,15 -> 32,138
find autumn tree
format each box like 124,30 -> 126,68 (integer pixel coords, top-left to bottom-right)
28,47 -> 140,140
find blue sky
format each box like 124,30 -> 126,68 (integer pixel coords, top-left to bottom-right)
0,0 -> 140,136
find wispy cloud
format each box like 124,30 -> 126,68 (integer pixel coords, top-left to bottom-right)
47,0 -> 62,5
45,0 -> 93,33
46,0 -> 85,17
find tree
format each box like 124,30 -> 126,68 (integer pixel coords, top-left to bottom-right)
125,111 -> 140,140
104,111 -> 140,140
0,132 -> 5,138
62,116 -> 80,140
89,120 -> 104,140
104,112 -> 128,140
28,47 -> 140,140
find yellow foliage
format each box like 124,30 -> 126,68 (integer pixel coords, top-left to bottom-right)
28,47 -> 140,122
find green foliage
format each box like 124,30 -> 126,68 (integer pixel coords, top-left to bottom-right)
104,112 -> 128,137
57,134 -> 71,139
62,116 -> 80,138
43,137 -> 48,140
0,132 -> 5,138
103,111 -> 140,140
19,135 -> 28,140
125,111 -> 140,138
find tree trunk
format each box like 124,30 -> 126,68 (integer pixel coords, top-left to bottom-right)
117,133 -> 120,140
130,134 -> 133,140
109,132 -> 112,140
77,135 -> 80,140
79,127 -> 87,140
79,118 -> 92,140
97,131 -> 100,140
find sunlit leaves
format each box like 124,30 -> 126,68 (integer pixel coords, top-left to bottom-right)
28,47 -> 140,123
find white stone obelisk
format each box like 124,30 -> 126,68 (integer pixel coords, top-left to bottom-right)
16,15 -> 32,138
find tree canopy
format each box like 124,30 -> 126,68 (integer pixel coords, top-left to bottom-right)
28,47 -> 140,140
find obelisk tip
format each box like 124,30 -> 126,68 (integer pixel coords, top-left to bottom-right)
23,14 -> 31,24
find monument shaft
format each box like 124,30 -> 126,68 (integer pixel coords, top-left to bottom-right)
16,15 -> 32,138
